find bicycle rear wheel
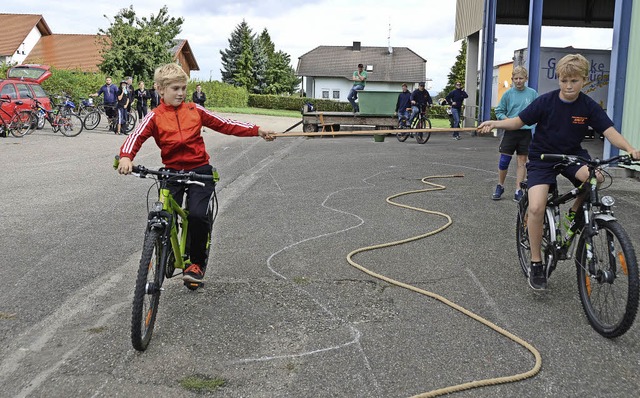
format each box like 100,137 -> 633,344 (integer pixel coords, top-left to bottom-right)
575,219 -> 639,338
10,111 -> 35,137
516,194 -> 554,278
59,114 -> 84,137
83,110 -> 101,130
131,228 -> 165,351
415,118 -> 431,144
515,194 -> 531,277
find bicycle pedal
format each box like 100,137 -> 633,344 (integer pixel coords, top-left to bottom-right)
184,281 -> 204,291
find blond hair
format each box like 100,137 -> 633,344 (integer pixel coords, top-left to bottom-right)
556,54 -> 589,80
512,66 -> 528,79
153,63 -> 188,89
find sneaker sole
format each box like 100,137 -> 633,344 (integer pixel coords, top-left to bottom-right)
528,278 -> 548,290
182,274 -> 204,283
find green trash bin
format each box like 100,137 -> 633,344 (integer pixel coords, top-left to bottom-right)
357,91 -> 397,115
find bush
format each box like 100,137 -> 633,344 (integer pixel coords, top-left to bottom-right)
248,94 -> 352,113
42,68 -> 111,105
187,80 -> 248,108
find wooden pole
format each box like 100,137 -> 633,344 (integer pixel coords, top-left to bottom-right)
273,127 -> 480,137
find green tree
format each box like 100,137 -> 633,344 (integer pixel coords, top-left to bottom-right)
221,22 -> 299,95
97,5 -> 183,82
439,39 -> 467,98
264,51 -> 299,95
232,31 -> 255,90
220,20 -> 254,87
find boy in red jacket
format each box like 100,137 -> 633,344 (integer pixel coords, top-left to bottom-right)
117,63 -> 275,283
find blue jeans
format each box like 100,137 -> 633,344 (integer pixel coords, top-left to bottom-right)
347,84 -> 364,112
397,109 -> 411,127
409,105 -> 422,125
451,107 -> 461,137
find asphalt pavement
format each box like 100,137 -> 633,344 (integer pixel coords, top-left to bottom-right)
1,116 -> 639,398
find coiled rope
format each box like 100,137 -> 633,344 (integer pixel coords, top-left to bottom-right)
346,175 -> 542,397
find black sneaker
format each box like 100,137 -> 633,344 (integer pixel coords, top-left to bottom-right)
183,264 -> 204,283
528,262 -> 547,290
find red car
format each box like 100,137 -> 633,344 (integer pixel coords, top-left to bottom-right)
0,64 -> 52,129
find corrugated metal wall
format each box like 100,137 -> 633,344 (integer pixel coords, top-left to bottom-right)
455,0 -> 484,42
622,2 -> 640,160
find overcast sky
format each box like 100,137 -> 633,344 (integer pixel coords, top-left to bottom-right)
3,0 -> 614,94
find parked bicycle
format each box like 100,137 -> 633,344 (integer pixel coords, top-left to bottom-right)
113,157 -> 219,351
28,95 -> 84,137
396,108 -> 432,144
83,100 -> 136,133
0,96 -> 34,137
516,153 -> 639,338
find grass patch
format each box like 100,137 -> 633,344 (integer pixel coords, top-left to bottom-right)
0,312 -> 16,320
293,276 -> 310,285
210,107 -> 300,118
179,375 -> 225,393
86,326 -> 107,334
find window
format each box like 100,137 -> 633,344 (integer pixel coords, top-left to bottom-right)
332,90 -> 340,99
31,84 -> 48,98
16,84 -> 32,99
322,90 -> 329,99
0,83 -> 17,99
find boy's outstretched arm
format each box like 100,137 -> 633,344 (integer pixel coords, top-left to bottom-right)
602,127 -> 640,159
477,116 -> 525,134
258,128 -> 276,141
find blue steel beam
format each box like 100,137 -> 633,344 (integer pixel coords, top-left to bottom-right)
480,0 -> 497,122
526,0 -> 543,91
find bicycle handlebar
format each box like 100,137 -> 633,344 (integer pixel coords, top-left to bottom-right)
541,153 -> 636,167
131,165 -> 215,183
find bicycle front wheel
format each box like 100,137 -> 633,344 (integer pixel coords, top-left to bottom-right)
10,111 -> 35,137
575,219 -> 639,338
83,110 -> 101,130
131,228 -> 165,351
59,114 -> 84,137
415,118 -> 432,144
124,112 -> 136,134
396,130 -> 409,142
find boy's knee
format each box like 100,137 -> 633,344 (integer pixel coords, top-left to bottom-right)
498,154 -> 512,170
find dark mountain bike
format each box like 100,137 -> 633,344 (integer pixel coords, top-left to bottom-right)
516,153 -> 639,337
396,107 -> 432,144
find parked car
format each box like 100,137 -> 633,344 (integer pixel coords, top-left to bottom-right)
0,64 -> 52,129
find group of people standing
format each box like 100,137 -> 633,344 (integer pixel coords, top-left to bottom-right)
92,77 -> 161,134
394,80 -> 468,140
92,78 -> 207,135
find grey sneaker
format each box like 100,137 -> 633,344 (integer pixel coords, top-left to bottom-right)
492,184 -> 505,200
528,262 -> 547,290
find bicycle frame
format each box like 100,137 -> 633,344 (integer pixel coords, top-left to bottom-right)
153,186 -> 190,273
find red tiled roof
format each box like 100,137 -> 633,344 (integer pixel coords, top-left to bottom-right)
24,34 -> 106,72
0,14 -> 52,56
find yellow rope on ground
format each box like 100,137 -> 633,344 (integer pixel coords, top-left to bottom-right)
346,175 -> 541,397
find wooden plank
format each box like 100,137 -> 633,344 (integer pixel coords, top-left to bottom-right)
275,127 -> 480,137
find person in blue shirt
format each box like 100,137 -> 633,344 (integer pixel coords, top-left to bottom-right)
445,82 -> 469,140
90,76 -> 119,126
394,83 -> 412,127
478,54 -> 640,290
491,66 -> 538,201
409,82 -> 433,125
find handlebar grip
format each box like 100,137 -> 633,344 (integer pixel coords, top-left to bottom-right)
540,154 -> 568,162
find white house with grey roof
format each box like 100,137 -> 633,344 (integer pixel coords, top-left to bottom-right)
296,41 -> 427,102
